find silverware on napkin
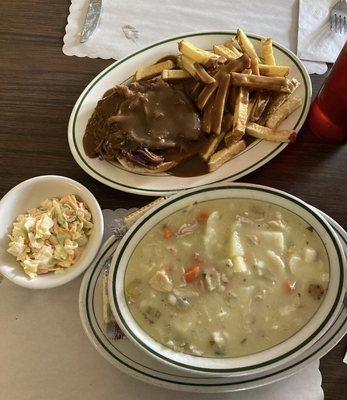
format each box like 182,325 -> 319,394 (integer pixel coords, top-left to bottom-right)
330,0 -> 347,34
80,0 -> 102,43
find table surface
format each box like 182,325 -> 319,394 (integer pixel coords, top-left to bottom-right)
1,1 -> 346,398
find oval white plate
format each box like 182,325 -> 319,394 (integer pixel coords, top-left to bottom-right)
79,212 -> 347,392
68,31 -> 312,196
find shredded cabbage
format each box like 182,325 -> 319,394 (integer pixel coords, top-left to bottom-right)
7,195 -> 94,278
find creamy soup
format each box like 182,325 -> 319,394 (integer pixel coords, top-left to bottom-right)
125,199 -> 329,358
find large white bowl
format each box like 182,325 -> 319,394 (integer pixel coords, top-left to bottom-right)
0,175 -> 104,289
108,183 -> 346,376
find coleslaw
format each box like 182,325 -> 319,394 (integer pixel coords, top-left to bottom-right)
7,195 -> 94,278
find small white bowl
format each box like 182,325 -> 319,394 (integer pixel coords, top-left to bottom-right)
108,183 -> 346,376
0,175 -> 104,289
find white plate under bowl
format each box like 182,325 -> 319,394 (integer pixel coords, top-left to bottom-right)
0,175 -> 104,289
108,183 -> 345,376
79,209 -> 347,392
68,31 -> 311,196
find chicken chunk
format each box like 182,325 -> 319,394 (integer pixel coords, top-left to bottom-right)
258,231 -> 285,253
149,270 -> 173,292
209,331 -> 229,354
304,247 -> 317,263
204,268 -> 221,291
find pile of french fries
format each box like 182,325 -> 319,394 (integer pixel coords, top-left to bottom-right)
133,29 -> 302,172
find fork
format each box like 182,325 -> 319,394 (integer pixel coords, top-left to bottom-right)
330,0 -> 347,34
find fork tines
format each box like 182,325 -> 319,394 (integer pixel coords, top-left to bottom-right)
331,0 -> 347,34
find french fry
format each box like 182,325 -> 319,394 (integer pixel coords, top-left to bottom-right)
250,57 -> 260,75
181,55 -> 215,84
197,54 -> 251,110
247,98 -> 256,121
216,56 -> 228,64
161,69 -> 191,80
270,78 -> 300,110
225,87 -> 248,144
204,58 -> 227,73
208,140 -> 246,172
195,63 -> 216,84
200,132 -> 226,161
211,72 -> 231,135
191,81 -> 203,100
176,55 -> 183,69
249,91 -> 271,122
231,72 -> 291,92
261,38 -> 276,65
178,39 -> 219,65
235,28 -> 260,74
225,69 -> 251,145
246,122 -> 297,142
228,85 -> 237,114
224,53 -> 252,74
224,39 -> 243,57
181,55 -> 198,77
265,97 -> 302,129
197,79 -> 219,110
202,95 -> 215,133
135,60 -> 175,81
288,77 -> 300,92
223,129 -> 243,144
258,78 -> 300,125
222,113 -> 234,132
236,29 -> 260,62
213,45 -> 239,60
259,64 -> 290,77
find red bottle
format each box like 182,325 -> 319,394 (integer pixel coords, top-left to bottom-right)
308,41 -> 347,143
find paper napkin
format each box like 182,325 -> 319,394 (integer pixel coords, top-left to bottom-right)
298,0 -> 347,63
63,0 -> 326,74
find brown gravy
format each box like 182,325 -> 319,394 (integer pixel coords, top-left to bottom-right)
83,88 -> 125,159
169,154 -> 209,177
83,79 -> 203,170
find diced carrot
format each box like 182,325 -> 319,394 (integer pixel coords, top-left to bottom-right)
60,196 -> 70,203
184,266 -> 200,283
197,212 -> 209,225
243,254 -> 249,262
163,227 -> 173,239
283,280 -> 295,294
